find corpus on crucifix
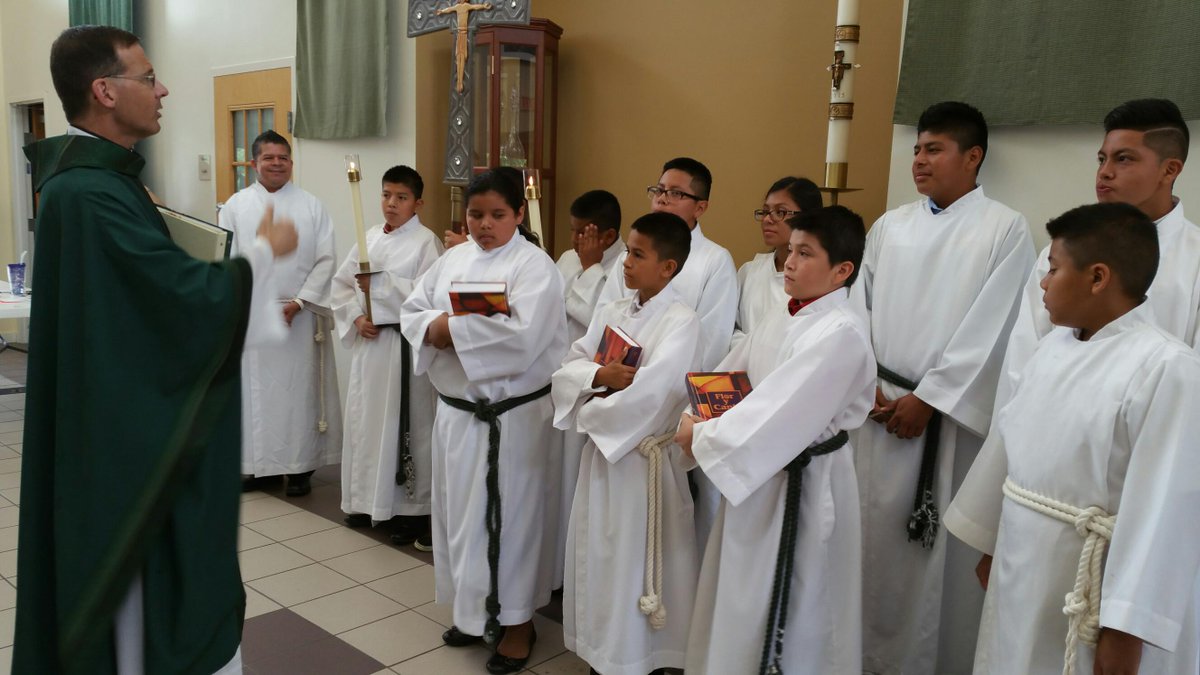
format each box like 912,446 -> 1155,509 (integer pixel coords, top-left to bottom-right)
437,0 -> 493,93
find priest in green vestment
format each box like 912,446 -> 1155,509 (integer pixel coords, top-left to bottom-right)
14,26 -> 298,674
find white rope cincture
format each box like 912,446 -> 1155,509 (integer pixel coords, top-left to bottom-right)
635,431 -> 676,630
314,314 -> 329,434
1002,476 -> 1115,675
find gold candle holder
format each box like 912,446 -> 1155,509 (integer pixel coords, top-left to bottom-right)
521,168 -> 545,248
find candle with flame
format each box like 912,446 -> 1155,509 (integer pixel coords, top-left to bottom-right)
345,154 -> 372,321
522,168 -> 545,248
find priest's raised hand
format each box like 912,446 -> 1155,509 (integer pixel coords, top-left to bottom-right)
256,203 -> 298,258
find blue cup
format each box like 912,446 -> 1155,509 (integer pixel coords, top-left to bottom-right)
7,263 -> 25,296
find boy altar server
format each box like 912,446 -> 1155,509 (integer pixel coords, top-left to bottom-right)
949,202 -> 1200,674
551,211 -> 701,675
677,205 -> 875,675
850,101 -> 1035,674
332,166 -> 442,547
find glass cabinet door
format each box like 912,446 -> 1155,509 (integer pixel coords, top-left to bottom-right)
498,44 -> 536,169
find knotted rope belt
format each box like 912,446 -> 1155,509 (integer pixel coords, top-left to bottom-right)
634,431 -> 677,631
438,383 -> 552,645
373,324 -> 416,497
1002,477 -> 1115,675
759,429 -> 850,675
877,364 -> 941,549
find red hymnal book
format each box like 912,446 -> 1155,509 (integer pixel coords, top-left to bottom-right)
592,325 -> 642,398
449,281 -> 510,317
685,371 -> 753,420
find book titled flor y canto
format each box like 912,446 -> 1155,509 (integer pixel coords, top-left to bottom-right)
685,371 -> 753,420
449,281 -> 510,317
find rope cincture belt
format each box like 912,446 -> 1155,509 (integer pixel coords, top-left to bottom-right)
1002,477 -> 1116,675
759,429 -> 850,675
372,324 -> 416,496
635,431 -> 677,631
877,364 -> 941,549
438,383 -> 552,645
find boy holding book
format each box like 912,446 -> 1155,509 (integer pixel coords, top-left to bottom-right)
947,203 -> 1200,674
676,205 -> 876,674
331,166 -> 442,548
551,211 -> 701,675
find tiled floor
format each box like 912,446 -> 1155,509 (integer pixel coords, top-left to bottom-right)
0,348 -> 589,674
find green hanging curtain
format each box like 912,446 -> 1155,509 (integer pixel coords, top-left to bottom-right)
894,1 -> 1200,126
294,0 -> 389,139
69,0 -> 133,31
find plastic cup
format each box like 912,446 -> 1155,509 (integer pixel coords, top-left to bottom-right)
7,263 -> 25,296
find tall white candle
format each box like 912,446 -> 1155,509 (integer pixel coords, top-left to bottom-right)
836,0 -> 859,25
826,119 -> 850,164
346,155 -> 369,266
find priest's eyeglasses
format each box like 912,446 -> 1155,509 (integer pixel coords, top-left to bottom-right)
646,186 -> 704,203
753,208 -> 803,222
105,73 -> 157,87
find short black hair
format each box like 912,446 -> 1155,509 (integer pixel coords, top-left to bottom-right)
1046,202 -> 1159,301
766,176 -> 823,213
661,157 -> 712,200
917,101 -> 989,170
382,165 -> 424,199
630,211 -> 691,277
569,190 -> 622,234
1104,98 -> 1190,163
50,25 -> 141,121
788,205 -> 866,287
252,130 -> 291,160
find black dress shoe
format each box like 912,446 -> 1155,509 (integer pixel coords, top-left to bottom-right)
241,474 -> 283,493
442,625 -> 483,647
343,513 -> 372,528
486,626 -> 536,674
285,472 -> 312,497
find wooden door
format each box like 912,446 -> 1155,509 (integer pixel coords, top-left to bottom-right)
213,68 -> 291,204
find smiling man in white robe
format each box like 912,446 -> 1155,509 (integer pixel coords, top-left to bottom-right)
850,102 -> 1035,674
950,203 -> 1200,674
222,130 -> 342,496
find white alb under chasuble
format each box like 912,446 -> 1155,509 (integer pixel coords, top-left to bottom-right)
551,283 -> 701,675
947,309 -> 1200,674
222,181 -> 342,475
400,233 -> 567,634
332,216 -> 442,520
686,288 -> 875,675
849,187 -> 1035,674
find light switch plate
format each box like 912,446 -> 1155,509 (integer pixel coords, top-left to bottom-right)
198,154 -> 212,181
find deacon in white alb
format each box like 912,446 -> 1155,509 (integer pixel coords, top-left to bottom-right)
331,166 -> 442,543
552,212 -> 700,675
850,103 -> 1034,674
221,130 -> 341,497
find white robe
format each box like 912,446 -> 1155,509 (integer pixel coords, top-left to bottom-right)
731,250 -> 788,351
951,309 -> 1200,674
551,284 -> 701,675
332,217 -> 442,520
400,233 -> 568,633
596,223 -> 739,554
685,288 -> 875,675
554,238 -> 627,586
222,181 -> 342,475
849,187 -> 1035,675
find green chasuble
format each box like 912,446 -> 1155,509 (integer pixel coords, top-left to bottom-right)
14,134 -> 251,674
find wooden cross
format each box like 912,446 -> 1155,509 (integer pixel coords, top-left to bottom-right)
408,0 -> 531,185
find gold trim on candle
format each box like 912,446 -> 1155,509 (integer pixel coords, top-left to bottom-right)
829,102 -> 855,120
345,154 -> 362,182
834,25 -> 861,42
522,168 -> 542,201
825,162 -> 849,189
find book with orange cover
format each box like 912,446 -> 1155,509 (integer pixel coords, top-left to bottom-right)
685,371 -> 753,420
449,281 -> 510,317
592,325 -> 643,398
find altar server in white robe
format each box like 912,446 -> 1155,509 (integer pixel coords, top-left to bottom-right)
332,166 -> 442,545
596,157 -> 738,553
553,189 -> 625,584
950,203 -> 1200,674
552,212 -> 700,675
850,102 -> 1035,675
732,176 -> 823,350
222,130 -> 341,497
400,170 -> 567,673
678,205 -> 874,675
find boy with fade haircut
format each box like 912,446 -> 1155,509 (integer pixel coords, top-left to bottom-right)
551,211 -> 701,675
332,165 -> 443,549
677,205 -> 875,675
553,188 -> 626,585
596,157 -> 738,553
948,97 -> 1200,602
850,101 -> 1035,674
951,202 -> 1200,674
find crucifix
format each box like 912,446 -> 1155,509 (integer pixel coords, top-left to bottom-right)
408,0 -> 531,224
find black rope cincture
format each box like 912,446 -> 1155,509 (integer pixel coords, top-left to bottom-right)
876,364 -> 940,550
438,384 -> 551,646
395,333 -> 416,497
758,429 -> 849,675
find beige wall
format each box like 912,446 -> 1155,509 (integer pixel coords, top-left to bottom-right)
417,0 -> 904,265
